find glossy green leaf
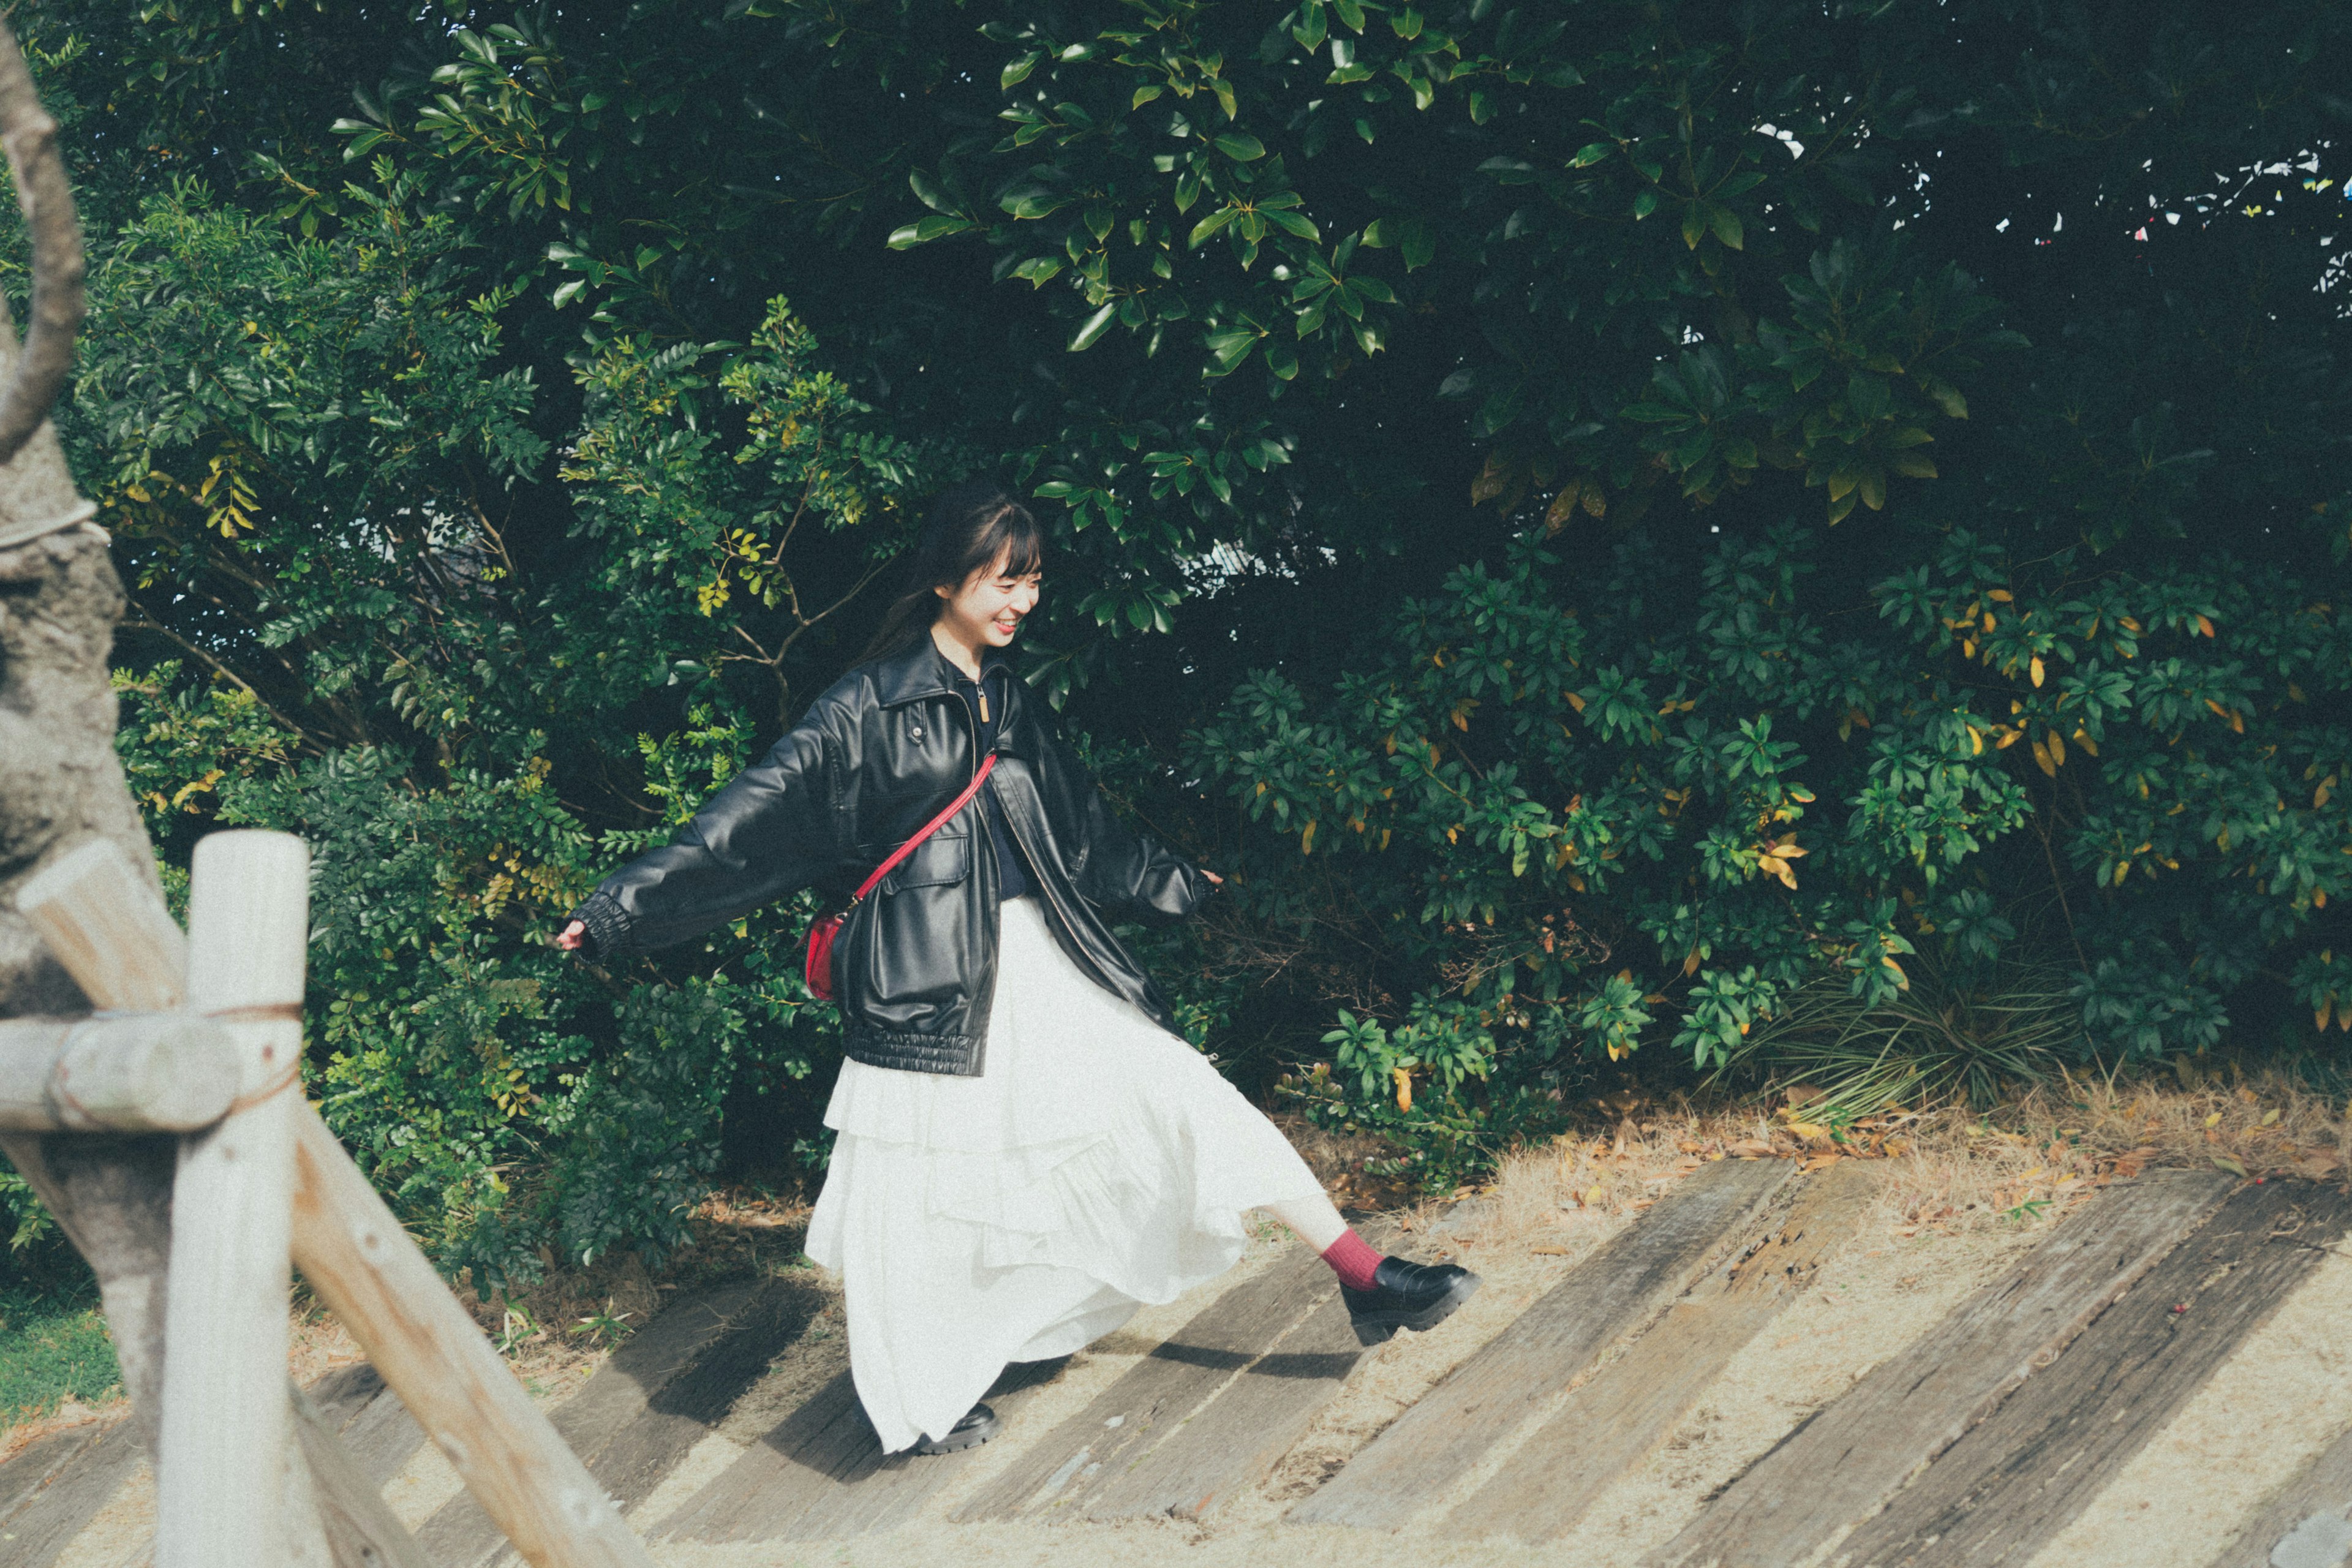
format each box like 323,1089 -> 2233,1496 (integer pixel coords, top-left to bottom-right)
1068,303 -> 1118,350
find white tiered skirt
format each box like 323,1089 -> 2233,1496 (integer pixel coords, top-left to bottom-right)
804,895 -> 1329,1453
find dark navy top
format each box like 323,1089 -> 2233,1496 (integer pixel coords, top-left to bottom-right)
944,646 -> 1035,902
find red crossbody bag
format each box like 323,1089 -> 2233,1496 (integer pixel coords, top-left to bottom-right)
804,753 -> 998,1002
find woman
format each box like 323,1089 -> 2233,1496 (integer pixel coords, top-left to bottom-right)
557,482 -> 1479,1456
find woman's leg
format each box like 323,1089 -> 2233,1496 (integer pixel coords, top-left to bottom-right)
1269,1192 -> 1387,1290
1267,1193 -> 1348,1252
1269,1192 -> 1479,1346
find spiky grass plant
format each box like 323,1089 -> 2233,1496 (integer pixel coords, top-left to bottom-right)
1714,957 -> 2087,1124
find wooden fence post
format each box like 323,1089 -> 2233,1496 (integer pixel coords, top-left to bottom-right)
157,831 -> 322,1568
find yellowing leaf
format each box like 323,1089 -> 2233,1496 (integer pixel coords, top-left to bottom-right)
1393,1066 -> 1412,1112
2030,656 -> 2045,688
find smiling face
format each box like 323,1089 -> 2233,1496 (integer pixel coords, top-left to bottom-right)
933,549 -> 1042,653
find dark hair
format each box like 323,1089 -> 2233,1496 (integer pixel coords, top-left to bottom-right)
854,481 -> 1046,665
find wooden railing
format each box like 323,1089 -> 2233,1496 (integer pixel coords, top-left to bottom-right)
12,835 -> 658,1568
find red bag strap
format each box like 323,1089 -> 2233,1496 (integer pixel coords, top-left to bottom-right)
849,753 -> 998,906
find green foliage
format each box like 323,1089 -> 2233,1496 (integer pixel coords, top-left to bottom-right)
0,0 -> 2339,1235
0,1280 -> 119,1426
67,180 -> 939,1284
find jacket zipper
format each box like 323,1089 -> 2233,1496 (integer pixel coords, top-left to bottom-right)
978,686 -> 1106,984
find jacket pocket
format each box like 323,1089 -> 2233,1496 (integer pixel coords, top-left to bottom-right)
879,831 -> 969,894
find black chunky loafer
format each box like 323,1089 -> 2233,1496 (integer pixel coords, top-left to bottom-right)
913,1401 -> 1001,1455
1341,1256 -> 1482,1346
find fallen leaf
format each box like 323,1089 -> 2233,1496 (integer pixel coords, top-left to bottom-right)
1728,1139 -> 1776,1159
1784,1084 -> 1825,1109
2212,1154 -> 2250,1178
2296,1153 -> 2342,1180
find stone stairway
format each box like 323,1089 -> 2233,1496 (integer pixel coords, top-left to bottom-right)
8,1160 -> 2351,1567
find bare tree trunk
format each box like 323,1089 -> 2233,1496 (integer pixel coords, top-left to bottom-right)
0,9 -> 178,1451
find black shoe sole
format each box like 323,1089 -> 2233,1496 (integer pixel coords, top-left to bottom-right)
1350,1270 -> 1482,1346
913,1414 -> 1001,1455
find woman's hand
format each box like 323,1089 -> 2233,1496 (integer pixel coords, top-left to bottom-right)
556,919 -> 587,951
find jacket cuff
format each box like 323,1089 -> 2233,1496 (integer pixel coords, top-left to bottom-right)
570,889 -> 631,961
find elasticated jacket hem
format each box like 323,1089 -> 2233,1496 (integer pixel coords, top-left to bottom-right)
843,1026 -> 988,1077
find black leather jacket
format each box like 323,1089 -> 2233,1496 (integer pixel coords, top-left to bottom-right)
568,636 -> 1215,1076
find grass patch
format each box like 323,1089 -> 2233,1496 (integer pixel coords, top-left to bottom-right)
0,1280 -> 120,1427
1713,959 -> 2084,1124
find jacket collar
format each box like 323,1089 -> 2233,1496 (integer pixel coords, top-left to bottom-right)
869,630 -> 1014,709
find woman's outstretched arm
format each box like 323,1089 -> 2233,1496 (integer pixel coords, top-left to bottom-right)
564,698 -> 855,959
1052,733 -> 1219,924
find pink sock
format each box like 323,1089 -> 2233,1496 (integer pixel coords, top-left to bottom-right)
1320,1229 -> 1384,1291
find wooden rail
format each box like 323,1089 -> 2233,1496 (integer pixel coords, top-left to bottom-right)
0,1014 -> 237,1131
12,833 -> 656,1568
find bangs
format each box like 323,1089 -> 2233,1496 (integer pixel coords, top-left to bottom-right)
973,501 -> 1046,578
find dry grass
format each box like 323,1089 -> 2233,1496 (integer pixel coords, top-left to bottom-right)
1375,1069 -> 2350,1261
